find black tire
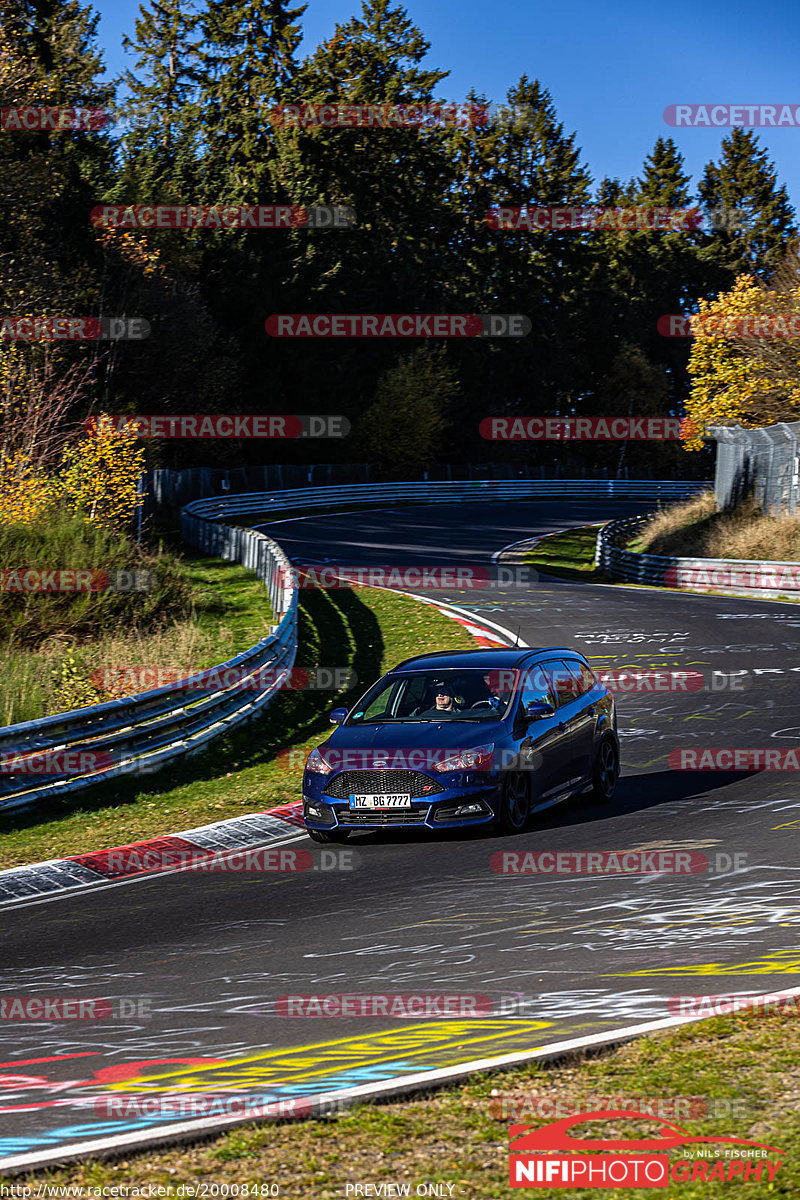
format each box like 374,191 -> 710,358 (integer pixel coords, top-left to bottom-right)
591,736 -> 619,802
496,770 -> 531,833
306,826 -> 350,844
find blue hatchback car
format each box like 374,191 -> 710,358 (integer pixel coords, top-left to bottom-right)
302,648 -> 619,841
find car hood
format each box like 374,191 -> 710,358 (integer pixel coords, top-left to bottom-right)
323,719 -> 506,752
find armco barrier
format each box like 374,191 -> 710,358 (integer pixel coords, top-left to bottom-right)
0,479 -> 707,815
182,478 -> 710,525
596,512 -> 800,599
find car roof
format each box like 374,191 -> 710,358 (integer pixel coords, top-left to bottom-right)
389,647 -> 583,674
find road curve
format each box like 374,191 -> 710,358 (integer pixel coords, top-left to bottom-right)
2,499 -> 799,1168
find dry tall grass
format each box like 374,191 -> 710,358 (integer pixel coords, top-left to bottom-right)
3,619 -> 236,727
635,493 -> 800,561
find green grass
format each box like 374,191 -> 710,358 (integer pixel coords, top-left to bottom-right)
4,1010 -> 798,1196
0,585 -> 474,868
522,524 -> 608,581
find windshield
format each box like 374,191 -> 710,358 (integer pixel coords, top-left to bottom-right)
346,668 -> 520,723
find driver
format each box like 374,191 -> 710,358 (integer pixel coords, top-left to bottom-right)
418,680 -> 460,718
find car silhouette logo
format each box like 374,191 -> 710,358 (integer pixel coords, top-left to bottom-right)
509,1111 -> 784,1154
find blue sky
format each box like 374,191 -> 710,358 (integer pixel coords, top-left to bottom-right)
93,0 -> 800,210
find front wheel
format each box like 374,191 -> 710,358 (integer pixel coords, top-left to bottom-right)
591,736 -> 619,802
495,770 -> 531,833
306,826 -> 350,843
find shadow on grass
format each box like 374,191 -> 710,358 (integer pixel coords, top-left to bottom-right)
0,587 -> 384,837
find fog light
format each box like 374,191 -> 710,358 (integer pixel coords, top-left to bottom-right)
454,802 -> 485,816
305,802 -> 334,826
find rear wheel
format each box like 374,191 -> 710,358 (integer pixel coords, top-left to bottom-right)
591,736 -> 619,802
496,770 -> 531,833
306,826 -> 350,844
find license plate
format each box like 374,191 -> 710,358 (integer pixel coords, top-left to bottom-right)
348,793 -> 412,809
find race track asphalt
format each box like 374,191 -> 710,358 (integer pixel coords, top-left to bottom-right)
2,500 -> 799,1167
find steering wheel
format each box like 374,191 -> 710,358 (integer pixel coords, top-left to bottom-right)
470,698 -> 495,709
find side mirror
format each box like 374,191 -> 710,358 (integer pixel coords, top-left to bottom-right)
329,707 -> 348,725
524,700 -> 555,721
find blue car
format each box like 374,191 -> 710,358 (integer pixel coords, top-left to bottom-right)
302,648 -> 619,841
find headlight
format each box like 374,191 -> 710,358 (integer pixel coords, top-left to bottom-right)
431,744 -> 494,772
305,746 -> 333,775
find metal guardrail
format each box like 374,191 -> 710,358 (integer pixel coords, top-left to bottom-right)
0,477 -> 710,815
596,512 -> 800,599
185,479 -> 711,524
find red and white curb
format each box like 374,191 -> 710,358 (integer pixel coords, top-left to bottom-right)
0,809 -> 309,908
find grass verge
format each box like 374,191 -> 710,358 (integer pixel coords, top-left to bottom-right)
522,525 -> 607,581
4,1010 -> 798,1196
1,524 -> 273,725
0,586 -> 474,868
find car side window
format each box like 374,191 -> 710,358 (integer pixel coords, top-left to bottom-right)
361,681 -> 399,719
561,658 -> 596,696
543,660 -> 581,706
520,665 -> 554,708
576,661 -> 599,694
395,675 -> 428,716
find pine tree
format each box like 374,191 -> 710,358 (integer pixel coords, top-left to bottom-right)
448,76 -> 593,463
18,0 -> 110,105
196,0 -> 305,198
636,137 -> 692,206
247,0 -> 456,425
699,129 -> 797,278
115,0 -> 201,201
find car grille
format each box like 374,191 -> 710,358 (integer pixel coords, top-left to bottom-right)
338,809 -> 429,826
324,770 -> 445,799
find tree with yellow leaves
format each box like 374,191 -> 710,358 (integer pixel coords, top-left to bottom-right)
0,418 -> 145,532
58,422 -> 146,531
682,255 -> 800,450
